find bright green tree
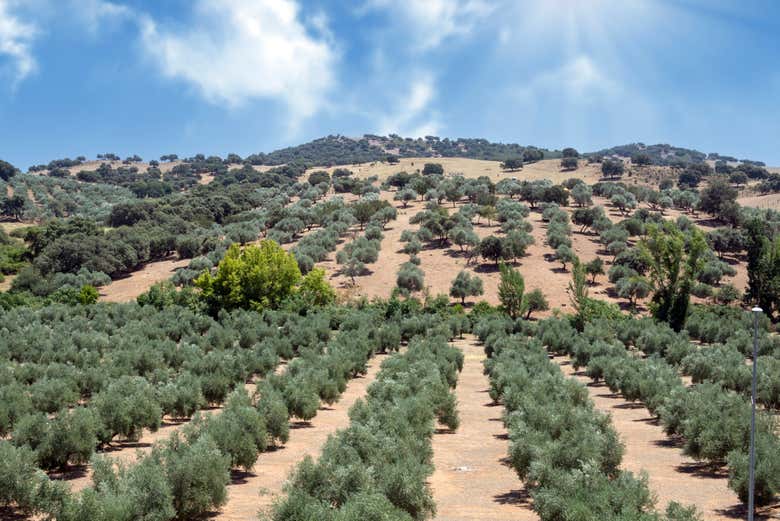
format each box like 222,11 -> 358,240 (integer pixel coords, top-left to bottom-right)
297,268 -> 336,307
195,241 -> 301,313
640,221 -> 707,331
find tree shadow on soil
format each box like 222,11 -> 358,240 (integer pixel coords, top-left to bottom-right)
715,502 -> 780,520
675,461 -> 729,480
494,488 -> 533,507
434,427 -> 456,435
229,469 -> 258,485
612,401 -> 646,410
49,464 -> 88,482
652,436 -> 684,449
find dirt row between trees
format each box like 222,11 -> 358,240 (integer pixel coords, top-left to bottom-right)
222,353 -> 387,520
429,336 -> 536,521
555,356 -> 759,521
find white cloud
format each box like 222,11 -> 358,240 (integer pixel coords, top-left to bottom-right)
364,0 -> 493,50
71,0 -> 133,35
378,75 -> 440,137
514,55 -> 620,103
139,0 -> 336,121
0,0 -> 38,85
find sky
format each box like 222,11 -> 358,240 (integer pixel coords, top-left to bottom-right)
1,0 -> 780,169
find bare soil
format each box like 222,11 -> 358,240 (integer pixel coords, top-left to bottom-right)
99,257 -> 189,302
557,356 -> 780,521
430,336 -> 536,521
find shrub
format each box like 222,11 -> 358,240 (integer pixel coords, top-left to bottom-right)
157,433 -> 230,518
93,376 -> 162,445
255,383 -> 290,446
396,262 -> 424,294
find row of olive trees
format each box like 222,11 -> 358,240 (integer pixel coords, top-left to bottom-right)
537,314 -> 780,506
269,324 -> 462,520
1,305 -> 395,519
480,321 -> 701,521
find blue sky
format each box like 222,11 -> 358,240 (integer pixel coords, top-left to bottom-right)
1,0 -> 779,169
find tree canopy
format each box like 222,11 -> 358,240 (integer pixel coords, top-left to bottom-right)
195,241 -> 302,313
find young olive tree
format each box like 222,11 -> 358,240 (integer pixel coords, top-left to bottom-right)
449,271 -> 484,305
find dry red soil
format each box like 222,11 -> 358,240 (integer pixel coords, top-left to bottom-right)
557,356 -> 780,521
430,336 -> 536,521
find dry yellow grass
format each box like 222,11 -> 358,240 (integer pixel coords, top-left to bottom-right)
737,192 -> 780,210
309,157 -> 605,184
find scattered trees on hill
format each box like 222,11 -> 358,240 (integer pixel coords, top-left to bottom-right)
523,148 -> 544,163
631,152 -> 652,166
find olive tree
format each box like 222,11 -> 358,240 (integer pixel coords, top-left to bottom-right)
449,271 -> 484,304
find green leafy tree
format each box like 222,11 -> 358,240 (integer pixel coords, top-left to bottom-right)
479,235 -> 505,266
640,222 -> 707,331
158,433 -> 230,519
195,241 -> 301,313
449,271 -> 484,304
616,275 -> 652,308
524,289 -> 549,319
560,157 -> 578,171
585,257 -> 605,283
477,205 -> 497,226
0,160 -> 19,181
78,285 -> 99,305
556,244 -> 576,270
422,163 -> 444,176
601,159 -> 625,179
2,195 -> 25,221
748,233 -> 780,318
501,158 -> 523,171
297,268 -> 336,307
307,170 -> 330,186
698,176 -> 739,224
396,262 -> 425,294
394,188 -> 417,208
498,263 -> 525,318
